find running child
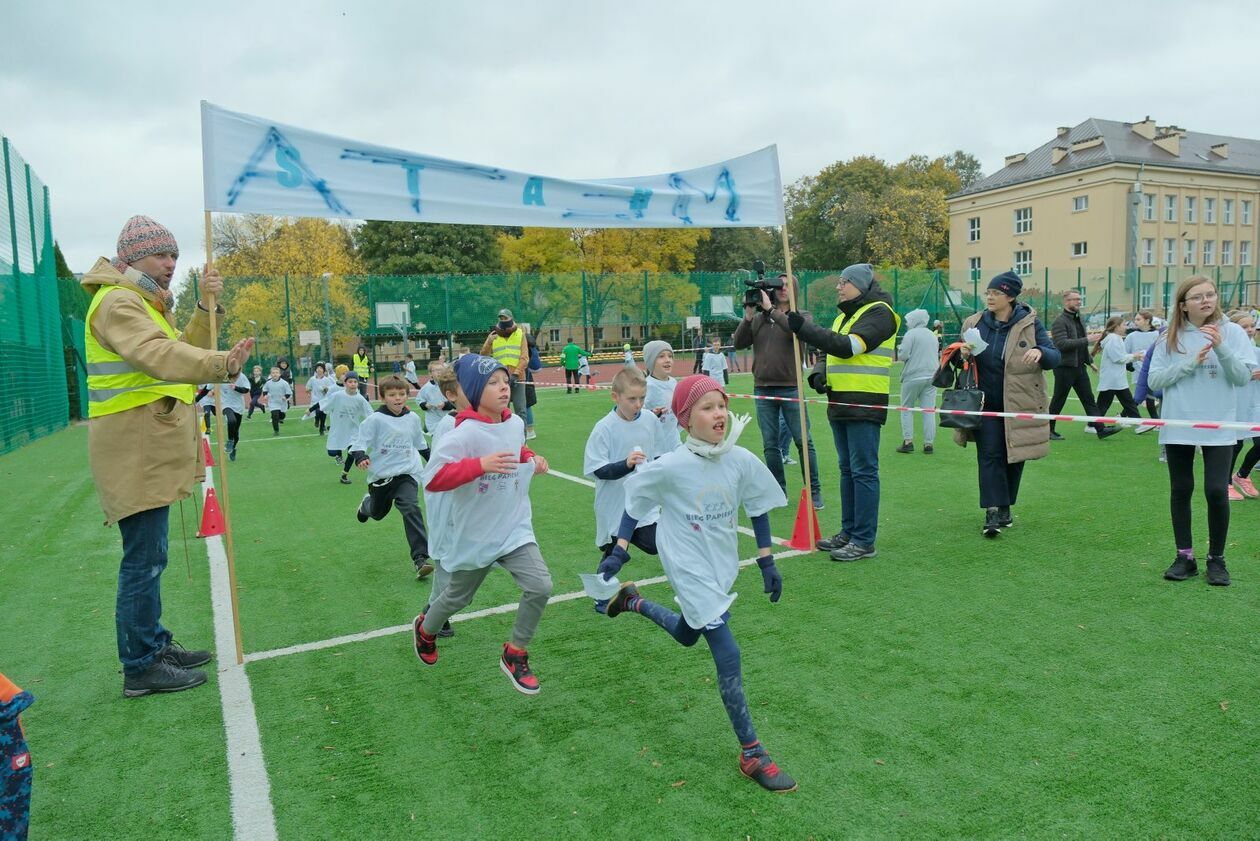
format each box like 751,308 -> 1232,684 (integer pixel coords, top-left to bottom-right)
1125,310 -> 1161,418
324,371 -> 373,484
643,340 -> 682,443
1093,316 -> 1145,426
578,352 -> 592,387
1149,275 -> 1253,587
419,365 -> 465,634
306,363 -> 337,435
702,335 -> 729,384
413,354 -> 553,695
416,362 -> 452,442
261,367 -> 293,436
598,374 -> 795,791
247,364 -> 265,419
623,342 -> 635,367
350,374 -> 432,580
198,373 -> 251,461
582,367 -> 670,612
1227,310 -> 1260,500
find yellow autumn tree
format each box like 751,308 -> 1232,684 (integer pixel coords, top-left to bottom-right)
866,186 -> 949,268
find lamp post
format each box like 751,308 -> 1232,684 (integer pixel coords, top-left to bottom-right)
320,272 -> 334,366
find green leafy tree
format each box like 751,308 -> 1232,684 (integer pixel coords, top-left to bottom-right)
691,227 -> 779,272
356,221 -> 507,275
944,150 -> 985,190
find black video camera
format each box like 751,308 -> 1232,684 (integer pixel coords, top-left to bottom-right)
744,259 -> 784,308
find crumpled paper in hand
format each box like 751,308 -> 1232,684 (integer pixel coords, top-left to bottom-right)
580,573 -> 622,600
962,327 -> 989,356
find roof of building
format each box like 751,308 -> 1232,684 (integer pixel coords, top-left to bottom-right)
953,117 -> 1260,198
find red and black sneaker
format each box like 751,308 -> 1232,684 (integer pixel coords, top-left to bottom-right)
413,614 -> 438,665
739,747 -> 798,793
500,643 -> 540,695
605,582 -> 640,618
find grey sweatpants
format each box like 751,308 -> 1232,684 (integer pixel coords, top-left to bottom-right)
421,542 -> 552,648
899,378 -> 937,445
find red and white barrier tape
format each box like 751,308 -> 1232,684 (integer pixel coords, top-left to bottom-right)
529,379 -> 1260,434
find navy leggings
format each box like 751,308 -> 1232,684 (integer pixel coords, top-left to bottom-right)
634,598 -> 757,746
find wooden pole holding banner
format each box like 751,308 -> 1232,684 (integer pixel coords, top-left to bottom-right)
204,210 -> 246,665
780,225 -> 814,502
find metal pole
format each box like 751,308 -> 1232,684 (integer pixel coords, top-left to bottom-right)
3,138 -> 24,344
643,270 -> 649,340
443,274 -> 453,359
283,273 -> 294,364
322,272 -> 333,364
581,270 -> 590,350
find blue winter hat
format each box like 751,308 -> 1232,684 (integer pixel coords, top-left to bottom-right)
840,263 -> 875,293
988,271 -> 1022,298
455,353 -> 508,412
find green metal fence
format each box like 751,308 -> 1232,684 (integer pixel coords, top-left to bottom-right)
0,133 -> 67,455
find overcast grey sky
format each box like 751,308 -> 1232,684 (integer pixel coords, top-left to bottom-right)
4,0 -> 1258,288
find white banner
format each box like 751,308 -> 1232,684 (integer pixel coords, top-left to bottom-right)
201,102 -> 784,228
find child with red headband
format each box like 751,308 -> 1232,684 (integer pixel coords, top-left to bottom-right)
599,375 -> 796,792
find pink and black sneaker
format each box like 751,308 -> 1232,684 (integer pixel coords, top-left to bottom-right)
413,614 -> 438,665
739,745 -> 798,793
500,643 -> 540,695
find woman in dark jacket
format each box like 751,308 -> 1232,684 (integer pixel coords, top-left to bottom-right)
958,272 -> 1060,537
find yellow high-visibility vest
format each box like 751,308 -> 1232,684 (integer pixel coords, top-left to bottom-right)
490,328 -> 524,371
85,285 -> 196,418
352,352 -> 371,379
825,301 -> 900,394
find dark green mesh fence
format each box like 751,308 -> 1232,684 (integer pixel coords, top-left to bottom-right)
0,134 -> 67,455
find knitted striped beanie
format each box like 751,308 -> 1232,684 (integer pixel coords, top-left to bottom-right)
115,215 -> 179,268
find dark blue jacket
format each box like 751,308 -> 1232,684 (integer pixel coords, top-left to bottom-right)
970,303 -> 1060,408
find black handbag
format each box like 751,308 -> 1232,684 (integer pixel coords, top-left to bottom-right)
938,360 -> 984,430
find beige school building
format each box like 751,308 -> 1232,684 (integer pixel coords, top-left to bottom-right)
948,117 -> 1260,316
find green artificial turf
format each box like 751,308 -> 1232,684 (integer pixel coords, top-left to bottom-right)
4,370 -> 1259,839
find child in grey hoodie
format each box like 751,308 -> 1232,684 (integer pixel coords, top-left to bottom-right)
896,309 -> 940,454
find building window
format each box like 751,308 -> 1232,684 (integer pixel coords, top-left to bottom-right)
1185,196 -> 1197,223
1140,283 -> 1153,309
1184,239 -> 1196,265
1203,240 -> 1215,265
1142,238 -> 1154,265
1204,197 -> 1216,224
1143,193 -> 1156,221
1244,201 -> 1254,226
1164,194 -> 1177,222
968,217 -> 981,242
549,328 -> 560,343
1222,241 -> 1233,265
1224,198 -> 1235,225
621,325 -> 632,339
1013,207 -> 1032,234
1013,250 -> 1032,276
968,256 -> 982,279
1071,241 -> 1088,258
1163,238 -> 1176,265
1072,195 -> 1089,212
1242,241 -> 1252,266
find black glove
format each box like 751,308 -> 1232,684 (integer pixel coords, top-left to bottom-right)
598,545 -> 631,580
808,371 -> 828,394
786,310 -> 804,333
757,555 -> 782,603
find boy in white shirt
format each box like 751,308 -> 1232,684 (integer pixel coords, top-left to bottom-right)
260,367 -> 293,436
419,366 -> 466,636
583,367 -> 671,612
416,362 -> 452,440
702,336 -> 729,384
324,372 -> 373,484
414,354 -> 553,695
350,374 -> 432,580
305,363 -> 337,436
600,374 -> 796,792
642,340 -> 682,444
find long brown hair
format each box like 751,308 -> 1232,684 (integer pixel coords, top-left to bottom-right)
1093,316 -> 1125,357
1165,275 -> 1223,353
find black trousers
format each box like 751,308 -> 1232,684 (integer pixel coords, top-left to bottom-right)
1236,438 -> 1260,478
314,408 -> 327,434
564,368 -> 580,390
223,408 -> 241,444
1165,444 -> 1231,557
599,523 -> 660,560
1048,365 -> 1104,431
1096,388 -> 1141,418
362,475 -> 429,563
974,415 -> 1024,509
270,409 -> 286,432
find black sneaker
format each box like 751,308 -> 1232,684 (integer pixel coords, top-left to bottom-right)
415,559 -> 434,580
1049,431 -> 1065,441
896,441 -> 914,454
739,747 -> 798,792
606,582 -> 640,618
437,620 -> 455,638
1164,554 -> 1198,581
1206,557 -> 1231,586
227,440 -> 237,461
816,532 -> 850,552
160,640 -> 212,669
1096,426 -> 1122,440
830,542 -> 876,561
123,659 -> 207,698
996,506 -> 1013,529
500,644 -> 540,695
983,508 -> 1002,538
923,444 -> 934,455
356,493 -> 371,523
339,474 -> 352,485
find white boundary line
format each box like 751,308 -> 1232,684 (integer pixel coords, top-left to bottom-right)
203,470 -> 278,841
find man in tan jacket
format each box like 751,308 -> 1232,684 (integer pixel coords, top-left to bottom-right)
84,215 -> 252,698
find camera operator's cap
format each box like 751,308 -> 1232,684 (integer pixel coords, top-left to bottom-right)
497,308 -> 514,320
988,271 -> 1022,298
839,263 -> 874,293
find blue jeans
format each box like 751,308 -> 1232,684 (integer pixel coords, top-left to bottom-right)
828,419 -> 882,547
754,386 -> 821,501
116,506 -> 173,675
778,418 -> 791,457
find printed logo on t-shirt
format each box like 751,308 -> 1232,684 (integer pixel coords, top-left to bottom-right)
12,751 -> 30,770
687,486 -> 735,531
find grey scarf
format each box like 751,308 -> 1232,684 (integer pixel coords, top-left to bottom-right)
114,259 -> 175,310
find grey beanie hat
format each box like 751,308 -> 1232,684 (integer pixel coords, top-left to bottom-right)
642,340 -> 673,374
840,263 -> 875,294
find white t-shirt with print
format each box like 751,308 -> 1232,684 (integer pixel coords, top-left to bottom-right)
323,389 -> 372,450
582,408 -> 670,548
645,375 -> 681,443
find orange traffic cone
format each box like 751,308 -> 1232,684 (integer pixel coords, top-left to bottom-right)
786,487 -> 822,551
196,488 -> 226,538
202,436 -> 215,467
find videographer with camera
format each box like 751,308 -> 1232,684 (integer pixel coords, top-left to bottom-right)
776,263 -> 899,562
734,269 -> 824,510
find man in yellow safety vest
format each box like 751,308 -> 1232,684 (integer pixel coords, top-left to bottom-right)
480,308 -> 529,420
82,215 -> 254,698
782,263 -> 900,562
